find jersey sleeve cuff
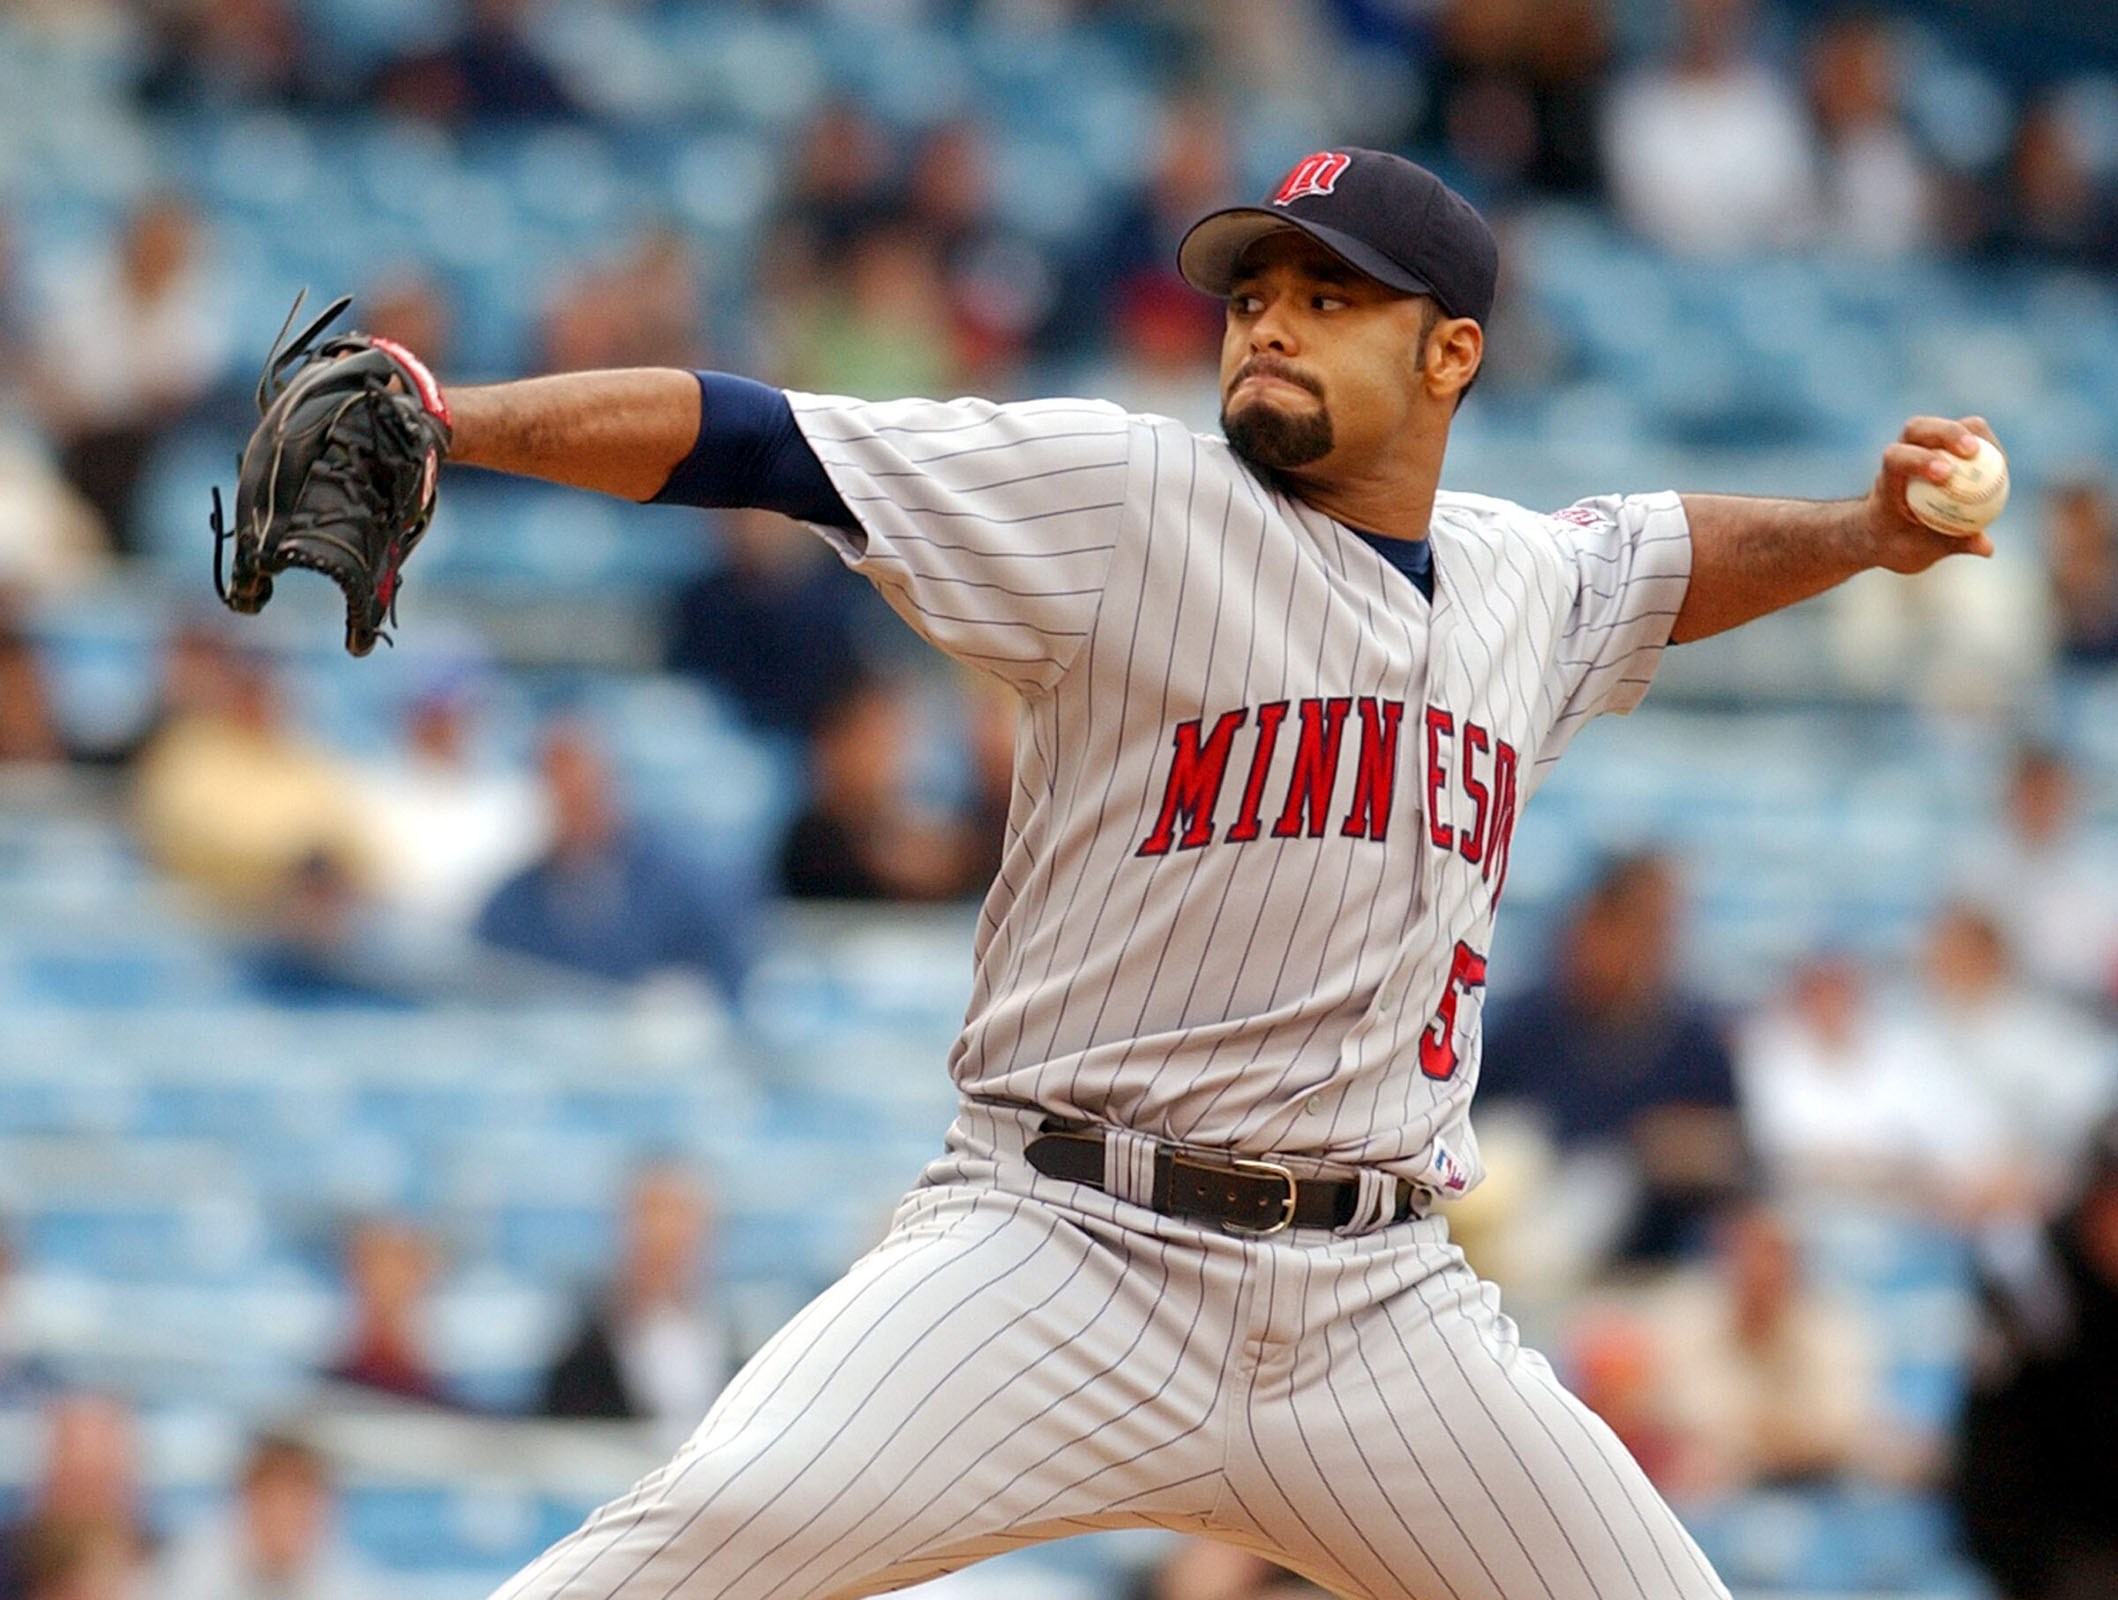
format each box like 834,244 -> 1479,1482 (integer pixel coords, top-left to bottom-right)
1603,489 -> 1693,717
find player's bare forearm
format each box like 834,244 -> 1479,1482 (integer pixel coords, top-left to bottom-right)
445,368 -> 700,502
1670,415 -> 1999,643
1671,494 -> 1873,642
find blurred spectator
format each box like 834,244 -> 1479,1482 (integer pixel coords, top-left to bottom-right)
903,120 -> 1054,390
354,681 -> 547,936
1566,1297 -> 1686,1486
1737,955 -> 1957,1208
1128,1537 -> 1317,1600
1468,216 -> 1577,400
1412,0 -> 1610,200
775,100 -> 896,273
1805,14 -> 1935,257
1958,745 -> 2118,1005
1480,852 -> 1749,1265
0,606 -> 62,765
357,272 -> 456,378
617,228 -> 709,370
1957,1112 -> 2118,1600
369,0 -> 578,125
1979,90 -> 2118,269
132,630 -> 373,912
156,1433 -> 372,1600
0,436 -> 108,598
1889,902 -> 2115,1221
0,0 -> 133,49
326,1220 -> 449,1408
1185,0 -> 1337,111
30,196 -> 232,554
539,262 -> 634,377
1825,525 -> 2050,710
0,1394 -> 147,1600
1080,274 -> 1224,433
1061,97 -> 1233,360
477,720 -> 755,998
134,0 -> 316,110
238,851 -> 415,1009
664,508 -> 876,741
542,229 -> 708,374
0,1228 -> 54,1401
1629,1204 -> 1882,1497
1602,0 -> 1817,254
781,223 -> 957,401
3,1518 -> 139,1600
540,1165 -> 730,1441
0,207 -> 29,387
2046,479 -> 2118,667
778,678 -> 967,902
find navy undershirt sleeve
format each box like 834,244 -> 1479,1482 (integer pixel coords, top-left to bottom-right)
649,371 -> 855,529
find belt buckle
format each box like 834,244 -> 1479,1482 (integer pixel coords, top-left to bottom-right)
1222,1158 -> 1299,1236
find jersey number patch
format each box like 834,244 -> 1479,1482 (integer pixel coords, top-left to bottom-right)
1419,941 -> 1488,1081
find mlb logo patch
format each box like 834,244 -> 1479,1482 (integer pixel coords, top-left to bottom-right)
1430,1141 -> 1471,1193
1273,151 -> 1351,206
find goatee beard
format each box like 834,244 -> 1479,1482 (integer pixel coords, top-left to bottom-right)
1223,400 -> 1334,472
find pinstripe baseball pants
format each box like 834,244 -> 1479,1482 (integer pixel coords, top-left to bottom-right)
492,1102 -> 1727,1600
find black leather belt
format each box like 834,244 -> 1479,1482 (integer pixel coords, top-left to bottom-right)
1024,1123 -> 1419,1235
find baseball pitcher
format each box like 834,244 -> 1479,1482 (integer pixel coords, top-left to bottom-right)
219,149 -> 1999,1600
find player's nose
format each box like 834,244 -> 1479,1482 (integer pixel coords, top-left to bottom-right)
1247,295 -> 1300,355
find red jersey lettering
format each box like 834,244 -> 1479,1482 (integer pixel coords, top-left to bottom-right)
1339,697 -> 1404,841
1272,697 -> 1353,839
1137,709 -> 1248,855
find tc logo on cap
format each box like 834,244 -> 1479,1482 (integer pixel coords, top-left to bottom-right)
1272,151 -> 1350,207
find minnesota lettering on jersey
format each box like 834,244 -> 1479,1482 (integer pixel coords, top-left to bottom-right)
1137,696 -> 1518,890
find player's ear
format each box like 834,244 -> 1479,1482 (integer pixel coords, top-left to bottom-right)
1426,317 -> 1482,405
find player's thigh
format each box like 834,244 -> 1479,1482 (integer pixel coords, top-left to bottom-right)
1228,1241 -> 1726,1600
493,1184 -> 1230,1600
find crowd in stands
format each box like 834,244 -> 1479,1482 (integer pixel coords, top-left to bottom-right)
0,1397 -> 376,1600
0,1 -> 2116,1598
0,1161 -> 727,1600
1462,808 -> 2118,1591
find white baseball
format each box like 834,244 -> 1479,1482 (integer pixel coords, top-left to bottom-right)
1904,434 -> 2009,537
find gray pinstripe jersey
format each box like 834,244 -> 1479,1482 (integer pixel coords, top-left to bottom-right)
791,392 -> 1690,1200
485,396 -> 1726,1600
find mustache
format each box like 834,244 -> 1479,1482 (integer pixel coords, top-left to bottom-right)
1228,357 -> 1324,401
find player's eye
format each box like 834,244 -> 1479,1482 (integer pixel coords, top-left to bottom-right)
1230,294 -> 1263,315
1312,294 -> 1348,312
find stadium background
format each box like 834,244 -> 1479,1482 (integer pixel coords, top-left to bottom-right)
1,1 -> 2117,1598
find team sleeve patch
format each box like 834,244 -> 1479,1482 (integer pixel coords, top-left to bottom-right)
1538,490 -> 1692,759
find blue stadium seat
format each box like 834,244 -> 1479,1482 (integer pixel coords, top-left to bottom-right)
343,1485 -> 586,1572
488,126 -> 628,239
666,130 -> 783,238
989,138 -> 1099,244
0,1061 -> 140,1139
196,112 -> 324,217
691,16 -> 827,131
25,1197 -> 263,1281
829,21 -> 974,131
430,1267 -> 570,1409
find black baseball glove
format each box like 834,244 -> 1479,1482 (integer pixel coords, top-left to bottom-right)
212,291 -> 453,656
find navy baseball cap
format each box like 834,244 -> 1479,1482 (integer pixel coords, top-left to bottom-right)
1178,149 -> 1498,324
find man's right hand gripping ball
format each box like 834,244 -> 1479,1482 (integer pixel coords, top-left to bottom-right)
212,292 -> 452,657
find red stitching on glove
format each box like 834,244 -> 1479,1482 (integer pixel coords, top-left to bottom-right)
370,337 -> 451,430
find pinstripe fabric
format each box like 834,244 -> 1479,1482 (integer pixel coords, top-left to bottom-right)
491,1105 -> 1726,1600
479,395 -> 1729,1600
786,397 -> 1689,1203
